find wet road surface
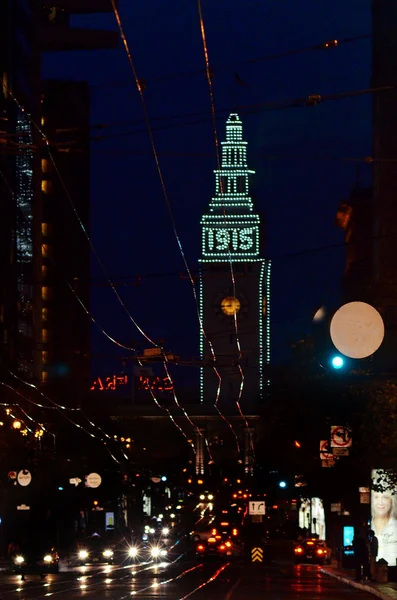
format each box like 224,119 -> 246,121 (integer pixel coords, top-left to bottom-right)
0,559 -> 378,599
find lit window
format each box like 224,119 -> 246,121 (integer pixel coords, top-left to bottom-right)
42,286 -> 51,301
41,223 -> 51,236
42,265 -> 48,278
42,351 -> 49,365
41,159 -> 50,173
42,307 -> 49,321
42,329 -> 49,343
41,117 -> 46,126
42,244 -> 52,258
41,371 -> 48,383
41,180 -> 52,193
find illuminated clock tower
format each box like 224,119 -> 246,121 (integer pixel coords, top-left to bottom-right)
199,113 -> 270,407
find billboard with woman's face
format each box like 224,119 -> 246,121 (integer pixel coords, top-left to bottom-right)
371,470 -> 397,566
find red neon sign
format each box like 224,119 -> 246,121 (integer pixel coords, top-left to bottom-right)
90,375 -> 128,391
137,375 -> 173,392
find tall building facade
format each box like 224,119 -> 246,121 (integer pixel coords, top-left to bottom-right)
0,1 -> 117,401
336,186 -> 373,303
0,1 -> 41,379
371,0 -> 397,370
199,114 -> 270,408
39,80 -> 91,403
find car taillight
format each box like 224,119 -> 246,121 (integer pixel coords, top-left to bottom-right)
211,529 -> 217,535
232,528 -> 238,536
294,547 -> 303,554
219,545 -> 226,551
208,537 -> 216,543
215,535 -> 222,540
317,549 -> 324,555
225,541 -> 232,548
197,545 -> 205,551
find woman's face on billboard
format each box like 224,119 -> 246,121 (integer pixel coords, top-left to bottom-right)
373,492 -> 392,518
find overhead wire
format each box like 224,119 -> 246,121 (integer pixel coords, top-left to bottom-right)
88,83 -> 396,142
91,33 -> 370,89
2,375 -> 123,464
110,0 -> 223,464
0,160 -> 138,454
5,87 -> 157,351
0,168 -> 135,354
4,88 -> 200,456
197,0 -> 252,454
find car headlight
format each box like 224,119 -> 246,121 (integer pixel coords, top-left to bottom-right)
78,550 -> 89,560
128,547 -> 138,558
15,556 -> 24,564
44,555 -> 53,563
103,549 -> 113,558
151,547 -> 161,558
160,549 -> 167,556
199,494 -> 205,500
207,494 -> 214,500
149,528 -> 155,534
162,527 -> 169,536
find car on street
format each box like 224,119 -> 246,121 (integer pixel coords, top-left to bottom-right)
294,539 -> 332,565
76,534 -> 115,565
195,535 -> 242,560
10,542 -> 59,578
123,537 -> 168,564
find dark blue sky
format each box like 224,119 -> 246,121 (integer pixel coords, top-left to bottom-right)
43,0 -> 372,384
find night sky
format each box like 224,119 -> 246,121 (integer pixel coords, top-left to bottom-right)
42,1 -> 372,388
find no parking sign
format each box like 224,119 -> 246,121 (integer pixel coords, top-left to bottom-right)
330,426 -> 352,448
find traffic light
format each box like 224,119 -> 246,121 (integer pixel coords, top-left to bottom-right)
279,481 -> 287,489
331,355 -> 344,369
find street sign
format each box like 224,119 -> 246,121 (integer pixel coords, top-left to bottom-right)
322,459 -> 336,468
251,547 -> 263,562
330,426 -> 352,448
69,477 -> 82,487
252,515 -> 263,523
333,447 -> 349,457
320,440 -> 333,460
86,473 -> 102,489
17,504 -> 30,511
359,487 -> 370,493
17,470 -> 31,487
249,501 -> 266,515
8,471 -> 17,480
331,503 -> 342,513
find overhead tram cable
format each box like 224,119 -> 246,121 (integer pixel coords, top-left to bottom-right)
91,33 -> 370,89
110,0 -> 230,463
2,97 -> 196,457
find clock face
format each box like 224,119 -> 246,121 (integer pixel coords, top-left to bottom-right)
221,296 -> 241,316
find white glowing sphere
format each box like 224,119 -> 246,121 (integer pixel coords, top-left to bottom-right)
330,302 -> 384,359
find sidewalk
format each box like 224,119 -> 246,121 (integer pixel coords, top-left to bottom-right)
321,565 -> 397,600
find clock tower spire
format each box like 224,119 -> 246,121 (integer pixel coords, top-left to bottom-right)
199,113 -> 270,407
